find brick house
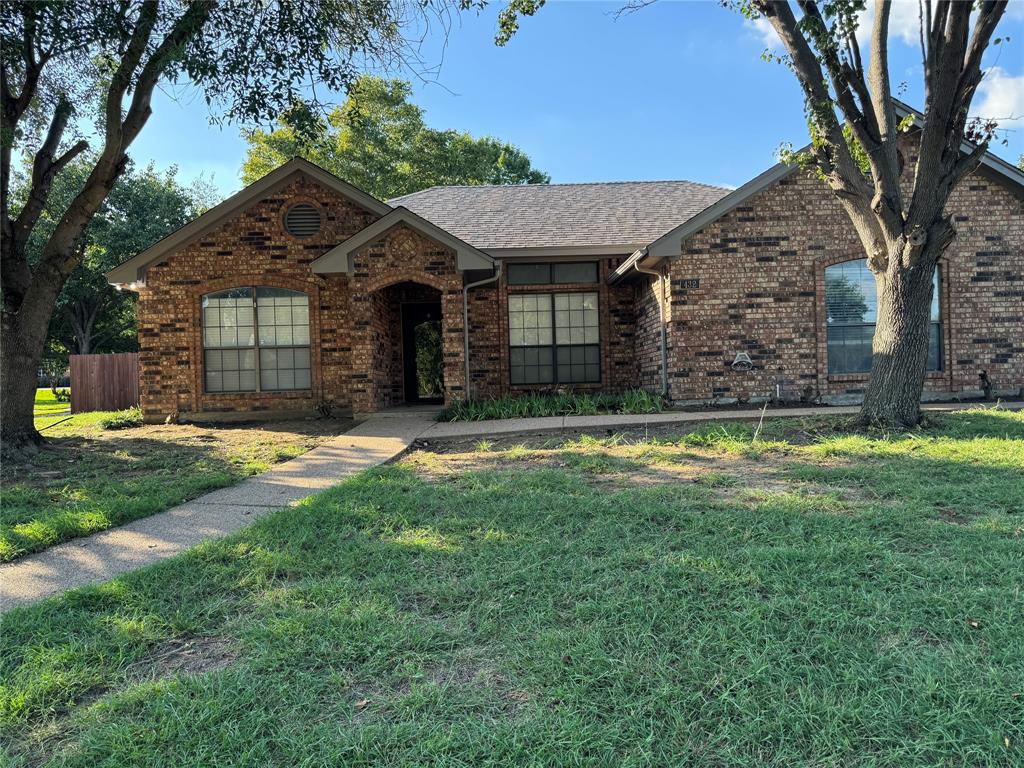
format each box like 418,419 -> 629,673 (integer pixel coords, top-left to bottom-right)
108,123 -> 1023,422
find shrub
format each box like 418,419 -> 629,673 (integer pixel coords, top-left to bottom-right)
99,407 -> 143,430
52,388 -> 71,403
438,389 -> 665,422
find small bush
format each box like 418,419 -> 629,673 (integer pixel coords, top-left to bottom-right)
52,388 -> 71,403
438,389 -> 665,422
99,407 -> 143,430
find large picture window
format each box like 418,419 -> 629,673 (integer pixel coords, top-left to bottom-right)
825,259 -> 941,374
509,292 -> 600,384
202,287 -> 311,393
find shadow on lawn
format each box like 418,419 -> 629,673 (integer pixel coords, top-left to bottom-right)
3,457 -> 1022,766
0,437 -> 250,560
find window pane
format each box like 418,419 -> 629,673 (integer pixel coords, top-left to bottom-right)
552,262 -> 598,284
202,289 -> 254,350
825,260 -> 876,325
825,261 -> 942,374
507,294 -> 552,347
508,263 -> 551,285
827,324 -> 874,374
510,346 -> 553,384
927,322 -> 941,371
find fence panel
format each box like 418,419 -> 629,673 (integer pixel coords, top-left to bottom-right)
69,353 -> 140,413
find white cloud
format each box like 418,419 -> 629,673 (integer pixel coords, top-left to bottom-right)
743,1 -> 938,54
974,67 -> 1024,122
743,15 -> 779,50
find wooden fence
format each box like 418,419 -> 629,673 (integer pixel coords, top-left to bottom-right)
69,353 -> 140,413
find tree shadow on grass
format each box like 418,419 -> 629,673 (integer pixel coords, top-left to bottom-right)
3,454 -> 1023,766
1,438 -> 249,561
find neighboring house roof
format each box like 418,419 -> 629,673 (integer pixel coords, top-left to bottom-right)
388,180 -> 731,254
106,157 -> 392,286
310,206 -> 495,274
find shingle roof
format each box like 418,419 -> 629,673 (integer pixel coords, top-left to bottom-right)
388,180 -> 732,251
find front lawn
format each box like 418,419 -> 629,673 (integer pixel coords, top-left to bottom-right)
0,392 -> 350,561
1,409 -> 1022,766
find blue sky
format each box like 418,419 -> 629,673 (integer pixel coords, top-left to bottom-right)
133,0 -> 1024,197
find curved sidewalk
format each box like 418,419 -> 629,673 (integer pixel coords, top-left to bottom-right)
2,401 -> 1018,613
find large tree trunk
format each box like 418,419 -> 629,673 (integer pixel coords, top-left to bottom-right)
1,274 -> 63,447
860,249 -> 941,428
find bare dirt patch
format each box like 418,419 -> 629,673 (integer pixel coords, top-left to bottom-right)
402,436 -> 872,517
127,635 -> 239,681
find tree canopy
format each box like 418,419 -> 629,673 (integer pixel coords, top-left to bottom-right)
0,0 -> 460,445
241,76 -> 550,199
15,158 -> 215,372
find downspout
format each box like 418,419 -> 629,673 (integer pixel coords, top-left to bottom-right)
463,260 -> 502,401
633,254 -> 669,399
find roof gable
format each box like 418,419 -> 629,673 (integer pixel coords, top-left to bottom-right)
107,158 -> 391,286
309,207 -> 494,274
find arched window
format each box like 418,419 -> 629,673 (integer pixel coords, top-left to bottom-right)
824,259 -> 941,374
201,287 -> 311,392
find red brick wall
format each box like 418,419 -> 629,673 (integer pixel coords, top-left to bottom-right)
634,269 -> 670,393
136,177 -> 469,420
136,175 -> 376,420
136,161 -> 1021,420
664,164 -> 1023,403
345,225 -> 465,413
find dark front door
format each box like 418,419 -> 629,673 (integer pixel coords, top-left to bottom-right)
402,302 -> 443,403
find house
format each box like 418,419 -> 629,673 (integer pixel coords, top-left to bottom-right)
107,125 -> 1024,422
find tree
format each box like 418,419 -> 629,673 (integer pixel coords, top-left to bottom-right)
242,75 -> 550,199
19,159 -> 214,365
503,0 -> 1010,427
1,0 -> 448,447
741,0 -> 1010,427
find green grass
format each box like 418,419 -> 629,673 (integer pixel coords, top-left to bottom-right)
2,408 -> 1021,766
438,388 -> 664,421
32,388 -> 71,421
1,395 -> 343,561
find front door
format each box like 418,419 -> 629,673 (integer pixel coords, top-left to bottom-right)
401,302 -> 443,403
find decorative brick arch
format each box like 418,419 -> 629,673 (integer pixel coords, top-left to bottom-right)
361,270 -> 451,295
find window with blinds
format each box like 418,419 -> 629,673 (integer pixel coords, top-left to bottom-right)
202,287 -> 311,392
509,292 -> 600,384
825,259 -> 941,374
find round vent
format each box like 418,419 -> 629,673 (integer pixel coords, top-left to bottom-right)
284,203 -> 322,238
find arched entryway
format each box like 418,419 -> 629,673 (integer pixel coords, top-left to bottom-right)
365,280 -> 447,410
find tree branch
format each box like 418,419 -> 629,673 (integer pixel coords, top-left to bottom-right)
11,97 -> 88,258
34,0 -> 213,293
756,1 -> 886,264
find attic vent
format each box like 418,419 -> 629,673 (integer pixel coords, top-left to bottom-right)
284,203 -> 322,238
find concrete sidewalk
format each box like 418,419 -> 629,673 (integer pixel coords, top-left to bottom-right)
0,412 -> 438,613
2,400 -> 1018,613
420,399 -> 1022,439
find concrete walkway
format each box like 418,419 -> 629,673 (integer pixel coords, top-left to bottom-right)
2,400 -> 1019,613
0,412 -> 437,613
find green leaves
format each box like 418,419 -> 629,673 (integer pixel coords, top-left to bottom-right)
241,75 -> 550,199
